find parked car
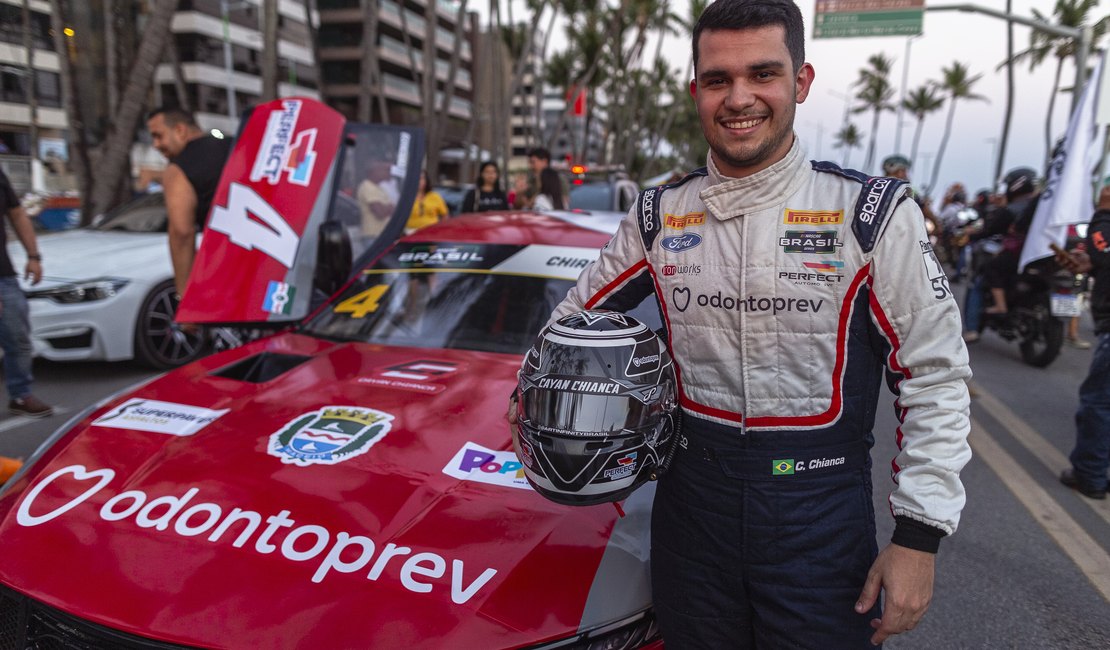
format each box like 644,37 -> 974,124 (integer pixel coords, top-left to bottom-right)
9,192 -> 206,368
567,176 -> 640,214
0,210 -> 665,649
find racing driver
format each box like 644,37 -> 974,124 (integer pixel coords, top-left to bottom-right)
510,0 -> 971,647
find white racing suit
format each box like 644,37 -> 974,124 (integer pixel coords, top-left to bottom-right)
550,140 -> 972,647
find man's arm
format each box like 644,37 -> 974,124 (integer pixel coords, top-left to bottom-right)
859,196 -> 973,644
7,205 -> 43,285
163,163 -> 198,298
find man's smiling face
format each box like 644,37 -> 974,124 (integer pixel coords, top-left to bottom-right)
691,25 -> 814,178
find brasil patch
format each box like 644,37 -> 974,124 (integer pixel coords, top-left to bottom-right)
772,459 -> 795,476
269,406 -> 394,466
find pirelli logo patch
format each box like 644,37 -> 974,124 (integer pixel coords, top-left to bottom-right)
784,209 -> 843,225
665,212 -> 706,229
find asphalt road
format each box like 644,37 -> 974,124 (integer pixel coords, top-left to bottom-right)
0,308 -> 1108,648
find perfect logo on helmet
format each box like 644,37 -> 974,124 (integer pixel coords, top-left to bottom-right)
783,209 -> 843,225
604,452 -> 638,480
269,406 -> 394,466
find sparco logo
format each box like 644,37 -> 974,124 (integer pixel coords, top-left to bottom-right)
632,354 -> 660,367
662,264 -> 701,276
640,189 -> 657,231
858,178 -> 891,224
671,287 -> 823,315
662,234 -> 703,252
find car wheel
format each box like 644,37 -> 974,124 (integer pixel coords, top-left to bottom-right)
133,280 -> 206,369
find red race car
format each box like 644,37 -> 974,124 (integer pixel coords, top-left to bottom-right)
0,99 -> 664,649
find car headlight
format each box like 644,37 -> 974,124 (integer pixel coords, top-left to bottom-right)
27,278 -> 129,304
524,610 -> 660,650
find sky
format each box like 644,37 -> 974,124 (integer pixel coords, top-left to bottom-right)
493,0 -> 1093,197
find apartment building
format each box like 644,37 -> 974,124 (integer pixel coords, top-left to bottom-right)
155,0 -> 320,136
0,0 -> 66,193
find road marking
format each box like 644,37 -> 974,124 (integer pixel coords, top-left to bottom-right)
970,416 -> 1110,603
0,407 -> 71,434
970,381 -> 1110,526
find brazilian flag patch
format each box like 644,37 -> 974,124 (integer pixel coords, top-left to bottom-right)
772,459 -> 795,476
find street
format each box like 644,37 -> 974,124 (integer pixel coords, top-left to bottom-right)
0,314 -> 1108,648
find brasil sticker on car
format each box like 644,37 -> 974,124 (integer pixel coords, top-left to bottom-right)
269,406 -> 394,466
373,243 -> 601,281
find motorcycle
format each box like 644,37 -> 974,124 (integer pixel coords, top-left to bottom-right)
963,234 -> 1085,367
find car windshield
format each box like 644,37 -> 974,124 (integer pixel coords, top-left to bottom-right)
568,183 -> 612,212
92,193 -> 167,233
305,240 -> 660,354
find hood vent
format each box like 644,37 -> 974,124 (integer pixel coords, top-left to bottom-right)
211,352 -> 312,383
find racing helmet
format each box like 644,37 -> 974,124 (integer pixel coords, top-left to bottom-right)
1001,167 -> 1038,200
515,310 -> 677,506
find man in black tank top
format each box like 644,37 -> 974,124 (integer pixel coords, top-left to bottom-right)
146,106 -> 233,299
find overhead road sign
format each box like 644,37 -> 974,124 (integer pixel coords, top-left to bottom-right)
814,0 -> 925,39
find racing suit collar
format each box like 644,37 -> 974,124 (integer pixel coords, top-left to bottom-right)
700,136 -> 809,221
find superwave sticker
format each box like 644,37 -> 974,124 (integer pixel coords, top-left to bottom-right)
443,442 -> 533,490
92,399 -> 230,437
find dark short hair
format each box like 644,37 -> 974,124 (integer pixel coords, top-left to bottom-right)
527,147 -> 551,162
692,0 -> 805,74
147,105 -> 198,128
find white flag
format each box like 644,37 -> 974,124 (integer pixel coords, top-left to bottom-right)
1020,52 -> 1106,271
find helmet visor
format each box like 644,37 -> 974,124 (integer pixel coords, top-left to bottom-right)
523,385 -> 661,435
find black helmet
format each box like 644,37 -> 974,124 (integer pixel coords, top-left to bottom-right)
1002,167 -> 1037,199
515,310 -> 677,506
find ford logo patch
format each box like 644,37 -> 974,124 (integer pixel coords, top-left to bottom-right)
661,233 -> 703,252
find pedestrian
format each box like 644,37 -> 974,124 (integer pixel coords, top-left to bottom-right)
460,161 -> 510,213
0,167 -> 52,417
526,147 -> 565,210
509,0 -> 971,646
145,106 -> 233,301
405,171 -> 448,234
357,150 -> 399,238
1059,185 -> 1110,500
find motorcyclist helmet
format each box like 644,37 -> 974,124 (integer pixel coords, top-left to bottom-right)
515,310 -> 677,506
1001,167 -> 1038,200
881,154 -> 912,176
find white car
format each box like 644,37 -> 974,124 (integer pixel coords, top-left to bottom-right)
10,193 -> 205,368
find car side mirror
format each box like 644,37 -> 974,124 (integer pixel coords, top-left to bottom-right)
314,220 -> 352,298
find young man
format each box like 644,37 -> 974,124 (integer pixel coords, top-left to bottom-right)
526,147 -> 565,210
511,1 -> 971,646
0,168 -> 51,417
146,106 -> 233,300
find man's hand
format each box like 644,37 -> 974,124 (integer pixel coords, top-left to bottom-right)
1056,248 -> 1092,274
1097,185 -> 1110,211
23,259 -> 42,285
855,543 -> 935,645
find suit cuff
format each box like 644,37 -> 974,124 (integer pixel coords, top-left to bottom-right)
892,515 -> 946,553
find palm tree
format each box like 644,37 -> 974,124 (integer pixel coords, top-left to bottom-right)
902,84 -> 944,166
927,61 -> 987,196
1005,1 -> 1108,164
833,123 -> 864,168
852,54 -> 896,174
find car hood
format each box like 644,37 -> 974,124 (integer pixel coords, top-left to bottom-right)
0,334 -> 651,648
11,230 -> 170,287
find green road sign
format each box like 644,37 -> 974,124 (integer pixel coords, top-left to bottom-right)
814,1 -> 924,39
